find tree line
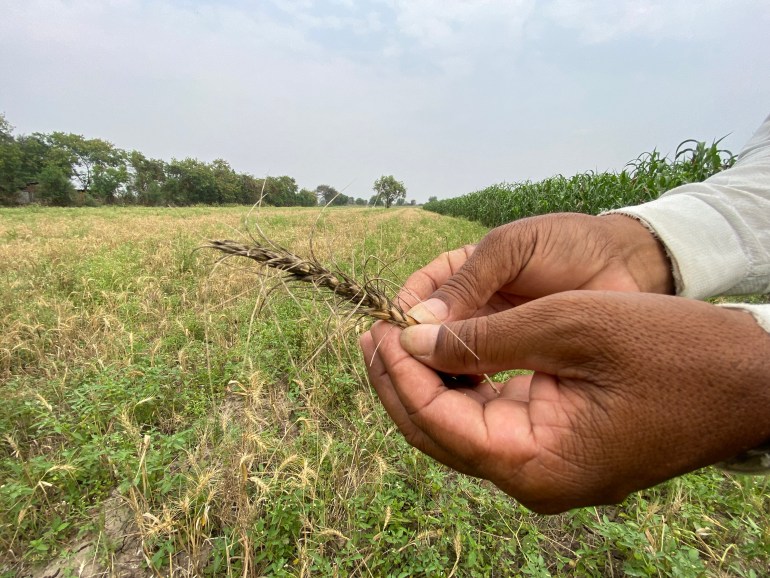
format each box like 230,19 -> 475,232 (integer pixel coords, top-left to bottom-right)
0,114 -> 410,208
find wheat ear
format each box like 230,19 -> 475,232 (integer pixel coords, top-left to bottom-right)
204,239 -> 418,329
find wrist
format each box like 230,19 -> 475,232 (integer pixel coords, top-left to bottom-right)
601,213 -> 675,294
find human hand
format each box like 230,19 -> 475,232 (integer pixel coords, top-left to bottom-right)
361,291 -> 770,513
403,213 -> 674,326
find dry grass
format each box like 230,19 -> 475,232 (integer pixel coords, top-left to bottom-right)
0,206 -> 491,576
204,238 -> 417,329
1,206 -> 768,577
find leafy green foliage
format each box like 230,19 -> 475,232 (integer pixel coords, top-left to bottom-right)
315,184 -> 339,205
163,157 -> 219,204
424,139 -> 735,226
0,114 -> 325,208
91,164 -> 129,205
37,163 -> 75,206
316,184 -> 355,206
373,174 -> 407,208
45,132 -> 126,196
0,115 -> 51,204
298,188 -> 318,206
127,150 -> 166,205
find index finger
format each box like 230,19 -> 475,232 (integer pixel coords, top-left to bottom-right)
369,318 -> 494,465
396,245 -> 476,311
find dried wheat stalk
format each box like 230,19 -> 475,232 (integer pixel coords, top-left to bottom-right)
206,239 -> 489,389
204,239 -> 417,328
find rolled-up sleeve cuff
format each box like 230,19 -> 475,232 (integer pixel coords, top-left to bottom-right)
607,194 -> 749,300
717,303 -> 770,333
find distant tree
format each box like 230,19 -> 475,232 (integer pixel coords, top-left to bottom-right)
127,151 -> 166,205
315,184 -> 340,205
0,119 -> 52,205
396,197 -> 406,206
46,132 -> 125,197
373,175 -> 406,209
1,112 -> 375,208
427,196 -> 437,203
38,162 -> 74,206
18,134 -> 53,179
238,174 -> 264,205
297,188 -> 318,207
264,175 -> 299,206
211,159 -> 240,204
409,199 -> 416,206
0,115 -> 21,204
163,158 -> 217,205
355,197 -> 366,205
0,113 -> 12,141
368,194 -> 380,206
91,164 -> 129,204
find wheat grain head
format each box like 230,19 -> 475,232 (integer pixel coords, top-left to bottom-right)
204,239 -> 417,329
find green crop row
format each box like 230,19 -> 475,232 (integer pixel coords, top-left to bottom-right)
424,139 -> 735,227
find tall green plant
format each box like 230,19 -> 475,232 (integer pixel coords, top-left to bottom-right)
424,139 -> 735,227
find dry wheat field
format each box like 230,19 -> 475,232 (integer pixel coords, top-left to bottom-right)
1,206 -> 768,577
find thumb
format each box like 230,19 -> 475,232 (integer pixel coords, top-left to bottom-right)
401,293 -> 596,375
407,224 -> 534,324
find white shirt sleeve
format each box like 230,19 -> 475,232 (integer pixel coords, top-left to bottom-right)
606,114 -> 770,333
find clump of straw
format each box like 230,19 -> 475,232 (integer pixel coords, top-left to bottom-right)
204,239 -> 417,329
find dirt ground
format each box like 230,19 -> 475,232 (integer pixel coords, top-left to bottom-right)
24,493 -> 147,578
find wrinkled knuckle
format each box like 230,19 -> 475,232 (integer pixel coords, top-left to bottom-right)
481,223 -> 507,243
402,428 -> 423,449
403,268 -> 434,292
449,245 -> 473,265
497,217 -> 540,264
435,270 -> 481,307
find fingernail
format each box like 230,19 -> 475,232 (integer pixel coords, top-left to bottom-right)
401,325 -> 439,357
407,298 -> 448,325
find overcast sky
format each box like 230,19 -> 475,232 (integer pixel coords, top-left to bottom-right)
1,0 -> 769,202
